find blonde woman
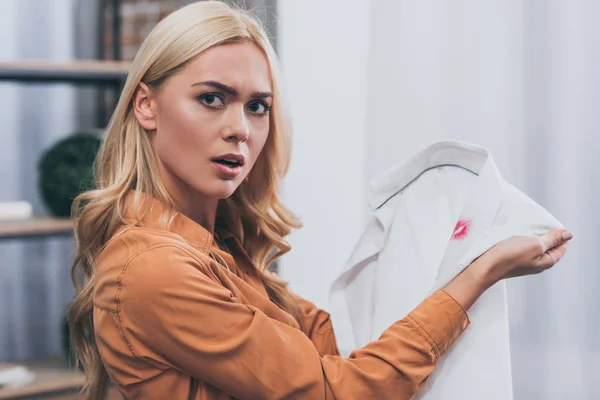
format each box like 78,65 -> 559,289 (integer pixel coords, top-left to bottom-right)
67,2 -> 572,399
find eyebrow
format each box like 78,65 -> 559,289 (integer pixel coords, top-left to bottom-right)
191,80 -> 273,99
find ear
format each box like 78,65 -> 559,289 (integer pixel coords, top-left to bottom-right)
132,82 -> 157,131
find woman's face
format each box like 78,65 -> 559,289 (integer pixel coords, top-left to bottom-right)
134,42 -> 272,201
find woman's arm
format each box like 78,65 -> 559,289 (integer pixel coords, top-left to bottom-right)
294,294 -> 341,357
115,245 -> 468,400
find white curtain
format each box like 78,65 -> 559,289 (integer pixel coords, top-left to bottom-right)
280,1 -> 599,398
0,0 -> 78,361
366,2 -> 599,398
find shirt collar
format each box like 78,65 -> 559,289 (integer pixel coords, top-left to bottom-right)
122,190 -> 215,251
367,140 -> 490,209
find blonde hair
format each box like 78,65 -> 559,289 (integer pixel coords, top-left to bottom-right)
67,2 -> 301,398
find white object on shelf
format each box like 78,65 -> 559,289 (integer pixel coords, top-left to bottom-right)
0,364 -> 36,388
0,202 -> 33,221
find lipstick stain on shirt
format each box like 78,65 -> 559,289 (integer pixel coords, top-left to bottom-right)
452,219 -> 472,240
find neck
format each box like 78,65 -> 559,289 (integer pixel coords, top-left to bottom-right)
159,167 -> 219,234
175,193 -> 219,234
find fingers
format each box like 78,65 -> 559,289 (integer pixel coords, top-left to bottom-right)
537,242 -> 569,268
538,229 -> 573,253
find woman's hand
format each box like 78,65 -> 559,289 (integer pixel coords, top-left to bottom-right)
443,229 -> 573,311
475,229 -> 572,283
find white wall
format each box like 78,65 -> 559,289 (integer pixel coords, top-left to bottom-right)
365,1 -> 528,187
277,0 -> 371,308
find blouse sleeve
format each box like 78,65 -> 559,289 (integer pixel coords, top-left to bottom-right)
294,294 -> 341,357
118,244 -> 470,400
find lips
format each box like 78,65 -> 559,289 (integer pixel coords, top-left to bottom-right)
211,153 -> 246,179
211,153 -> 246,168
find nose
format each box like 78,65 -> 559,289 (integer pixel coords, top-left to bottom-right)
222,105 -> 250,143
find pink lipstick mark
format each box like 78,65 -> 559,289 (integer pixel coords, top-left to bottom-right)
452,219 -> 472,240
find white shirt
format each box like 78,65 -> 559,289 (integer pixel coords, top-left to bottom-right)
329,140 -> 562,400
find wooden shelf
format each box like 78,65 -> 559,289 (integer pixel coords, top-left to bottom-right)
0,357 -> 83,399
0,356 -> 121,399
0,218 -> 73,241
0,60 -> 130,85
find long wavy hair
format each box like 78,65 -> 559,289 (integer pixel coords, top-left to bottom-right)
67,2 -> 302,398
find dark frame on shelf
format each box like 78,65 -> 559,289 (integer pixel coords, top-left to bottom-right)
0,60 -> 128,86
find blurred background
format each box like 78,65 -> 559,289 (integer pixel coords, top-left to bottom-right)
0,0 -> 597,399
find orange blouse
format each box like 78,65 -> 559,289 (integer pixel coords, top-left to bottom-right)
93,191 -> 470,399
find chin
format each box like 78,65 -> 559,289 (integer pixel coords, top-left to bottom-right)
198,180 -> 241,200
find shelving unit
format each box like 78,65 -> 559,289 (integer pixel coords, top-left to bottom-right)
0,2 -> 126,398
0,218 -> 73,241
0,357 -> 84,400
0,60 -> 129,86
0,356 -> 121,399
0,218 -> 77,399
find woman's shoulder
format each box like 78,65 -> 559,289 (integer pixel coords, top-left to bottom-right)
93,225 -> 218,309
101,224 -> 216,269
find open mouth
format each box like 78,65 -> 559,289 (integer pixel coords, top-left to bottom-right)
213,159 -> 242,168
211,153 -> 246,171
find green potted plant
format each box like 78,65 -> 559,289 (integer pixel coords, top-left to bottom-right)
38,132 -> 102,217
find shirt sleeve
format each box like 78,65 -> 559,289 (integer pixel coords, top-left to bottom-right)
119,245 -> 470,400
294,294 -> 341,357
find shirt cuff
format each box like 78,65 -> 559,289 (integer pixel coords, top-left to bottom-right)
407,289 -> 470,359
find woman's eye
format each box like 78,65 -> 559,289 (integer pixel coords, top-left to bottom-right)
248,101 -> 270,115
198,93 -> 224,108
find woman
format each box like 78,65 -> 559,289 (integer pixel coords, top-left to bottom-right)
67,2 -> 572,399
